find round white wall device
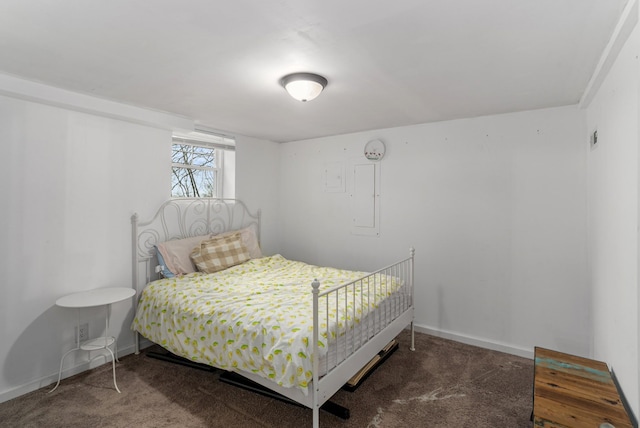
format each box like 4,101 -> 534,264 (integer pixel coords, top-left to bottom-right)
364,139 -> 385,160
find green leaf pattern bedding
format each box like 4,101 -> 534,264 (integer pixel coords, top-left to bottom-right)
132,255 -> 400,394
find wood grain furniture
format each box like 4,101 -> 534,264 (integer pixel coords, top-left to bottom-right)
533,347 -> 633,427
49,287 -> 136,393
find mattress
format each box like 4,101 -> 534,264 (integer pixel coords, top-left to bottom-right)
132,255 -> 404,394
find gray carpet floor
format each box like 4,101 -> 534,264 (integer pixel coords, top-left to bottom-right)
0,331 -> 534,427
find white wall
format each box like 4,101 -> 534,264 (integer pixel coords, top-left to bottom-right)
0,94 -> 171,401
0,79 -> 281,403
585,18 -> 640,418
235,135 -> 282,256
279,106 -> 589,358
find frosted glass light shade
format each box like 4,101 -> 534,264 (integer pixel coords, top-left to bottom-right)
285,80 -> 323,102
281,73 -> 328,102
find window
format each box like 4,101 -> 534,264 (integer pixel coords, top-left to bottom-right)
171,131 -> 235,198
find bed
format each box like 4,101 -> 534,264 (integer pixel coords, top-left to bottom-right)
131,198 -> 415,427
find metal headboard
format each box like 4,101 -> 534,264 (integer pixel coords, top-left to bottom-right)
131,198 -> 261,293
131,198 -> 261,353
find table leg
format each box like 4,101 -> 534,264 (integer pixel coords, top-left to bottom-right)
48,347 -> 80,393
105,303 -> 120,391
104,345 -> 121,393
49,308 -> 82,393
105,304 -> 120,362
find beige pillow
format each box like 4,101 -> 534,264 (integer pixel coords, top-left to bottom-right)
191,232 -> 251,273
213,225 -> 262,259
156,234 -> 210,276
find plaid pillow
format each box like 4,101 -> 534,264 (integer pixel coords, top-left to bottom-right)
190,232 -> 251,273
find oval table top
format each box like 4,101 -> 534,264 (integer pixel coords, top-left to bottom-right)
56,287 -> 136,308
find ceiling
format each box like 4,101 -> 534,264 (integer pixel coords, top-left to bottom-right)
0,0 -> 630,142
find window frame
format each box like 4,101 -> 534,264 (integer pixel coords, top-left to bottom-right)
171,132 -> 235,198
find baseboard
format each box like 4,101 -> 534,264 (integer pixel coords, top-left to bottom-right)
413,324 -> 534,359
0,343 -> 138,404
137,337 -> 154,352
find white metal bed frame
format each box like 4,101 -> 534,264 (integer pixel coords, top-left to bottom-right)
131,198 -> 415,428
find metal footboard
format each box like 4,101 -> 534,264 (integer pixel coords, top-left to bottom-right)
311,248 -> 415,427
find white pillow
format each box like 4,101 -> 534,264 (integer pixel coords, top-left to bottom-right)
156,234 -> 210,276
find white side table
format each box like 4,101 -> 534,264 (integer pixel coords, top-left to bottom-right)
49,287 -> 136,393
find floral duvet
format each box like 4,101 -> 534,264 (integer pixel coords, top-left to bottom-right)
132,254 -> 400,394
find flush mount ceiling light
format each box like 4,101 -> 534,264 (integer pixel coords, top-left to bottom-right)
281,72 -> 328,102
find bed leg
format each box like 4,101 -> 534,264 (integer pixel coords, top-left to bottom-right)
410,321 -> 415,351
313,406 -> 319,428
